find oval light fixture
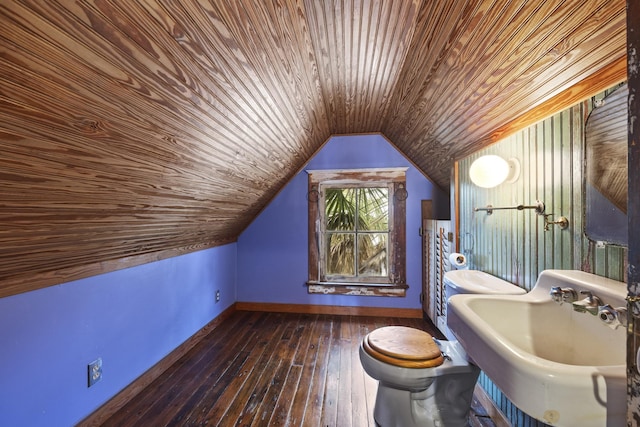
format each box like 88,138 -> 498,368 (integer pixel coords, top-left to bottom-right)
469,155 -> 520,188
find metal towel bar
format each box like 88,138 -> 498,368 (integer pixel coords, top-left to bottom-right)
474,200 -> 545,216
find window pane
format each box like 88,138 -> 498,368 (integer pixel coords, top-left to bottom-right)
358,233 -> 388,276
325,188 -> 356,231
326,232 -> 355,276
308,169 -> 406,290
356,188 -> 388,231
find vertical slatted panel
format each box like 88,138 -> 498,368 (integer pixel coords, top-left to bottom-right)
435,221 -> 451,326
460,94 -> 626,288
458,86 -> 627,425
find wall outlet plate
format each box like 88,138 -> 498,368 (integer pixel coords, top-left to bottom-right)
215,290 -> 220,303
88,358 -> 102,387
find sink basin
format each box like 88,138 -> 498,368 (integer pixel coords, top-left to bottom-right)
447,270 -> 626,426
444,270 -> 528,296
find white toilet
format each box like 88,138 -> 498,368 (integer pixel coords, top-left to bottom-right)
359,325 -> 480,427
360,271 -> 527,426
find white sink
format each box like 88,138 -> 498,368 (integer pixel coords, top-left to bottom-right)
447,270 -> 626,426
444,269 -> 528,296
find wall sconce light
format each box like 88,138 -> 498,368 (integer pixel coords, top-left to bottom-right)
469,155 -> 520,188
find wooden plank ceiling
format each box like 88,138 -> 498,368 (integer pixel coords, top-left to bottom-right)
0,0 -> 626,296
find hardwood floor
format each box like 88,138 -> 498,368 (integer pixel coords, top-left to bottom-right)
99,310 -> 497,426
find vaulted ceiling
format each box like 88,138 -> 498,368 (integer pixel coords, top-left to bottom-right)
0,1 -> 626,296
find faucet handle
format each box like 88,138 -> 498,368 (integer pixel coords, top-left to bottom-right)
550,287 -> 577,304
598,304 -> 628,329
580,290 -> 594,301
550,287 -> 563,303
561,288 -> 577,303
615,307 -> 628,327
580,290 -> 603,306
598,304 -> 617,323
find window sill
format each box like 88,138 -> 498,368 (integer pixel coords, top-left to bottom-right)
306,281 -> 407,297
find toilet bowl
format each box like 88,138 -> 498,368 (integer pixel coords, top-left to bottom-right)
359,326 -> 480,427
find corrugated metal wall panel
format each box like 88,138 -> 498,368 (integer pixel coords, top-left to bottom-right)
459,97 -> 625,288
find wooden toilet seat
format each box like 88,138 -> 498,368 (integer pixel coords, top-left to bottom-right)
364,326 -> 444,368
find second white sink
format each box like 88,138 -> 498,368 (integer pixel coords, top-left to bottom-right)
447,269 -> 626,426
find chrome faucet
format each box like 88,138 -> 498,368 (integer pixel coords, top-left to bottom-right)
561,288 -> 578,303
598,304 -> 628,329
550,287 -> 577,305
572,290 -> 603,315
549,286 -> 562,303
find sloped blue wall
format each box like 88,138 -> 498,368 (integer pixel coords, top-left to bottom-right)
0,243 -> 237,426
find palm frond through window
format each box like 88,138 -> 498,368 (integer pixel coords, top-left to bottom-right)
323,187 -> 389,278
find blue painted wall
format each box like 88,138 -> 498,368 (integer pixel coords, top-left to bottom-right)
237,134 -> 448,309
0,243 -> 236,427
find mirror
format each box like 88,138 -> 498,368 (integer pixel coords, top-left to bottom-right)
585,83 -> 628,246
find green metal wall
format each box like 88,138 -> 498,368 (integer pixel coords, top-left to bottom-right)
458,91 -> 626,289
456,86 -> 627,425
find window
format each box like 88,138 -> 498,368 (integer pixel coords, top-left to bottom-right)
323,186 -> 389,280
307,168 -> 407,296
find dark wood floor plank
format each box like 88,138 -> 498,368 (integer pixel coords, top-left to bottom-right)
246,357 -> 284,425
301,316 -> 333,427
160,313 -> 268,426
287,315 -> 323,425
349,316 -> 369,427
267,316 -> 317,426
362,319 -> 379,426
216,313 -> 292,425
267,364 -> 302,426
336,316 -> 354,427
176,348 -> 253,425
98,310 -> 497,427
197,316 -> 278,425
251,315 -> 306,426
291,313 -> 318,366
100,310 -> 261,426
319,316 -> 341,427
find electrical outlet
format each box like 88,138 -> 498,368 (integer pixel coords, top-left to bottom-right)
215,290 -> 221,303
88,358 -> 102,387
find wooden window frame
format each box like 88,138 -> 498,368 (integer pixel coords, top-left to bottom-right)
306,168 -> 407,297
